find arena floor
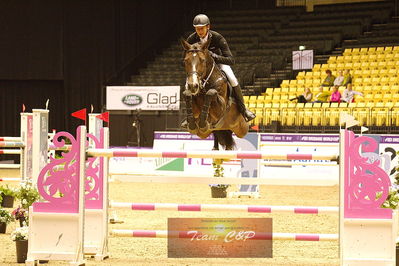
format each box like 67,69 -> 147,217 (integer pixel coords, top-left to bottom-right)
0,169 -> 339,265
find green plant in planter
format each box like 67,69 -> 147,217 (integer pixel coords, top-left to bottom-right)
0,207 -> 14,224
11,226 -> 29,241
209,159 -> 230,189
0,185 -> 18,198
17,179 -> 40,209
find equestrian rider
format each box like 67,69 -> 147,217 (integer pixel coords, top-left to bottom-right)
185,14 -> 256,123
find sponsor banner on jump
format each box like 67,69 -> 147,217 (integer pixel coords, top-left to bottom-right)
167,218 -> 272,258
106,86 -> 180,111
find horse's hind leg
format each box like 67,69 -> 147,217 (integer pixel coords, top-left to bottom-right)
183,90 -> 196,130
199,89 -> 217,129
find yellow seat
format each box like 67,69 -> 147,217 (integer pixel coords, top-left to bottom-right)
336,56 -> 345,63
352,48 -> 360,55
296,71 -> 306,80
280,95 -> 289,102
368,47 -> 377,54
384,46 -> 393,53
329,63 -> 337,69
385,53 -> 394,61
337,63 -> 345,70
360,47 -> 368,54
352,55 -> 361,62
353,62 -> 362,70
273,88 -> 281,95
344,62 -> 353,69
248,95 -> 257,103
343,48 -> 352,56
313,64 -> 321,70
389,77 -> 398,85
379,69 -> 388,77
328,56 -> 337,63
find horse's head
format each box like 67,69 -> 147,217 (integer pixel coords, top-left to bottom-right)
181,38 -> 211,96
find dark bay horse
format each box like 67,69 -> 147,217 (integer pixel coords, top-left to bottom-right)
181,38 -> 248,150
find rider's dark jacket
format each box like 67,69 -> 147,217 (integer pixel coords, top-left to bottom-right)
187,30 -> 235,65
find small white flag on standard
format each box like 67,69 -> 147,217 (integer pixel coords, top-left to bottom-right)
361,126 -> 369,133
339,112 -> 359,128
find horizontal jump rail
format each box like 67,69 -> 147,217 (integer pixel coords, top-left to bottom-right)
0,137 -> 22,141
0,149 -> 21,155
110,229 -> 338,241
110,202 -> 339,214
0,164 -> 20,169
109,175 -> 338,185
0,177 -> 21,182
0,141 -> 25,148
88,148 -> 338,161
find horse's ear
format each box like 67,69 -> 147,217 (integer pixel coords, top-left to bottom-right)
180,38 -> 191,51
201,38 -> 211,51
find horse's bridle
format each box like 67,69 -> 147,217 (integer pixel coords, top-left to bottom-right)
185,49 -> 216,92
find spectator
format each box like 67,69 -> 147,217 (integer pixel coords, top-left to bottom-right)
321,69 -> 336,87
342,69 -> 352,86
341,83 -> 363,103
329,85 -> 341,103
303,87 -> 313,102
290,88 -> 313,103
313,87 -> 331,103
334,70 -> 344,86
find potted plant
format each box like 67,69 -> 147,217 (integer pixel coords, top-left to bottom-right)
11,226 -> 29,263
17,179 -> 40,209
0,207 -> 14,233
12,207 -> 28,227
209,159 -> 230,198
0,185 -> 17,208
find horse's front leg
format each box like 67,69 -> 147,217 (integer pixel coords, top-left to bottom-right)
183,89 -> 197,130
199,89 -> 217,129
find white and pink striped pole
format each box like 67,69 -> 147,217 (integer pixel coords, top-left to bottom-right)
110,202 -> 338,215
0,141 -> 25,148
88,148 -> 338,161
110,229 -> 338,241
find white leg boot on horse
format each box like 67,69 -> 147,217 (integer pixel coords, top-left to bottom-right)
233,84 -> 256,122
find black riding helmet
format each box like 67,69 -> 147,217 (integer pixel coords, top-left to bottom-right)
193,14 -> 210,27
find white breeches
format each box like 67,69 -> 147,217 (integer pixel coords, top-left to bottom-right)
219,64 -> 238,87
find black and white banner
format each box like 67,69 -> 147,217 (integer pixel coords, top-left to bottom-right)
106,86 -> 180,111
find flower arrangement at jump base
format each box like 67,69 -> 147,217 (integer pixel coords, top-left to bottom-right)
0,184 -> 18,208
11,226 -> 29,263
17,179 -> 40,209
12,207 -> 28,227
209,159 -> 230,198
0,207 -> 14,233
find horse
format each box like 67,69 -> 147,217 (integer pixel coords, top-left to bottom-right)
181,38 -> 248,150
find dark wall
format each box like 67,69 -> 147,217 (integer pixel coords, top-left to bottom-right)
0,0 -> 191,138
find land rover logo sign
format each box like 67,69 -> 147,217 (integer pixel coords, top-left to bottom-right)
122,94 -> 142,106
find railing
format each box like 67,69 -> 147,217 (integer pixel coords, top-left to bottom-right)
249,106 -> 398,127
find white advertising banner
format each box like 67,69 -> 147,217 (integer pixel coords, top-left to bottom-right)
106,86 -> 180,111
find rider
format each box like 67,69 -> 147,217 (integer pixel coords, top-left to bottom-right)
184,14 -> 256,123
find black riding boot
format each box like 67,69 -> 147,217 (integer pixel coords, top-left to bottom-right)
233,84 -> 256,122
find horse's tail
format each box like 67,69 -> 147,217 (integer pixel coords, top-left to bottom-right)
213,130 -> 235,150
